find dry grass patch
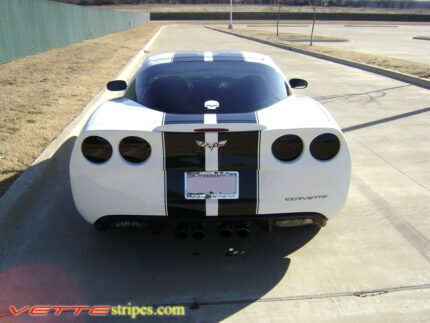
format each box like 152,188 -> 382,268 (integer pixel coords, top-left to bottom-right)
0,22 -> 164,196
241,29 -> 347,42
212,27 -> 430,80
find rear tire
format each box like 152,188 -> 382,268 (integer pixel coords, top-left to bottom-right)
94,219 -> 110,231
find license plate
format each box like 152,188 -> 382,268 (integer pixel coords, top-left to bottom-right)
185,171 -> 239,200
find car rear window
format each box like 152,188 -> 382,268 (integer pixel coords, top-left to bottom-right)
127,61 -> 289,114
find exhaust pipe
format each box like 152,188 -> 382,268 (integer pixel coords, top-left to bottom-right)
236,222 -> 251,239
191,223 -> 205,240
174,223 -> 188,240
219,222 -> 234,238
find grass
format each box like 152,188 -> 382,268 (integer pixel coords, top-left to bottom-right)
277,32 -> 347,42
0,21 -> 164,196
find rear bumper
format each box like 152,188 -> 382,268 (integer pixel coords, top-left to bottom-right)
94,212 -> 328,228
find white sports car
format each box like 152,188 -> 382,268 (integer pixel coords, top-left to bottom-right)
70,51 -> 351,238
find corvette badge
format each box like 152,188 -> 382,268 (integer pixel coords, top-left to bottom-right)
196,140 -> 227,151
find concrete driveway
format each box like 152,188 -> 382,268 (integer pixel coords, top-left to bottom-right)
244,22 -> 430,64
0,25 -> 429,322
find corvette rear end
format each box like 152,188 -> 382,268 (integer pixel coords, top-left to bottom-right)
70,51 -> 351,235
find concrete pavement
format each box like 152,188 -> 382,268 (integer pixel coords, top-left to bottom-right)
0,25 -> 429,322
244,23 -> 430,64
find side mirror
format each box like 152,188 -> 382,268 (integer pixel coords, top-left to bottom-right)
289,78 -> 308,89
107,80 -> 127,91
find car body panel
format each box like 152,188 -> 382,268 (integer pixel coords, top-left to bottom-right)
70,51 -> 351,226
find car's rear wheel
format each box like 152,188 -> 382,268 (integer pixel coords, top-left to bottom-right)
94,218 -> 110,231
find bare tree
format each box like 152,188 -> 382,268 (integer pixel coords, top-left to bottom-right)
276,0 -> 283,37
307,0 -> 318,46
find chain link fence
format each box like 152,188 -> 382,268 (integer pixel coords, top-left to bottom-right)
0,0 -> 149,64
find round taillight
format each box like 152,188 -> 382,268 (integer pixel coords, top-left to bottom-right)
272,135 -> 303,162
81,136 -> 112,164
119,136 -> 151,163
310,133 -> 340,161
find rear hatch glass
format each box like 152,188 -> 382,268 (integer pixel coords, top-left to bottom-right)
127,61 -> 289,114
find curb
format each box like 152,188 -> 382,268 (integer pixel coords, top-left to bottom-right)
207,27 -> 430,90
0,26 -> 166,230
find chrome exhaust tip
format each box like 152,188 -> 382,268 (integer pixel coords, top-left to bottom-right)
219,222 -> 234,238
236,222 -> 251,239
191,223 -> 205,240
174,223 -> 188,240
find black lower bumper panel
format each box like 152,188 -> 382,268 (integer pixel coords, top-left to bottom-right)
94,212 -> 328,229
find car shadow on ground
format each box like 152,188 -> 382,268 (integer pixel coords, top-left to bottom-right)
0,137 -> 320,322
0,172 -> 22,199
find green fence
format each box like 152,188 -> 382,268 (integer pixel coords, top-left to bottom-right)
0,0 -> 149,64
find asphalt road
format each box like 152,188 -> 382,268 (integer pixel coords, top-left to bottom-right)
0,25 -> 429,322
244,23 -> 430,64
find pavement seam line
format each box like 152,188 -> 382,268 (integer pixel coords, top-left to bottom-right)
149,283 -> 430,308
0,283 -> 429,313
352,173 -> 430,262
349,136 -> 429,192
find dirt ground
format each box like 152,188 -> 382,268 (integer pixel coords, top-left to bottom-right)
0,22 -> 164,196
213,27 -> 430,79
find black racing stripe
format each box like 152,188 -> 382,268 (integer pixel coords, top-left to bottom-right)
218,132 -> 259,170
212,52 -> 244,62
165,171 -> 207,218
164,133 -> 205,170
218,131 -> 260,216
164,113 -> 205,125
164,132 -> 206,217
172,52 -> 204,62
216,112 -> 257,124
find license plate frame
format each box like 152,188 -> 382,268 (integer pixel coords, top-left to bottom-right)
185,171 -> 239,200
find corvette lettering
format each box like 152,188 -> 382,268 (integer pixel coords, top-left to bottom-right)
285,195 -> 328,201
196,140 -> 227,151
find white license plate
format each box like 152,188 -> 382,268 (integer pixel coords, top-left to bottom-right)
185,171 -> 239,200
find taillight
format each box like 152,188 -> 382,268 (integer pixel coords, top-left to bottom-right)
119,136 -> 151,163
81,136 -> 112,164
272,135 -> 303,162
310,133 -> 340,161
